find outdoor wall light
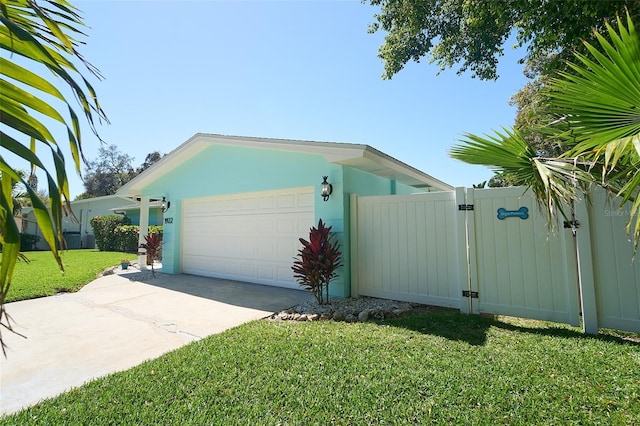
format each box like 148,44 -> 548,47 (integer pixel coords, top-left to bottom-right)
321,176 -> 332,202
161,197 -> 171,213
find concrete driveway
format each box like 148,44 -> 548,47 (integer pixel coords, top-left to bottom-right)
0,269 -> 312,415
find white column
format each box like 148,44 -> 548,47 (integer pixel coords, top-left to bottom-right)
138,196 -> 150,270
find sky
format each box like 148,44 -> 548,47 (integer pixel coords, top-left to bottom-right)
17,0 -> 531,198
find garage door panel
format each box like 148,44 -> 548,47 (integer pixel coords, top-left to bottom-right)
182,187 -> 314,288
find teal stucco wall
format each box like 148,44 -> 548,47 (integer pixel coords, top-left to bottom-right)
124,208 -> 163,227
137,144 -> 425,298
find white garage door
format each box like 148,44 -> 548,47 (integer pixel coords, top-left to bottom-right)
182,187 -> 315,289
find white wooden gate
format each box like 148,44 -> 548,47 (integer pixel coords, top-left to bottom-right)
351,186 -> 640,333
464,187 -> 580,325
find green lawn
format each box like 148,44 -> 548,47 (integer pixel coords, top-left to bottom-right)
8,250 -> 137,302
2,309 -> 638,424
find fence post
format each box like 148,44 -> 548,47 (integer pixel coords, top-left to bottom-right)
574,194 -> 599,334
455,187 -> 472,314
350,193 -> 359,298
465,188 -> 480,314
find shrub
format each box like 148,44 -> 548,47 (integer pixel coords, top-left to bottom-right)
112,225 -> 139,253
90,215 -> 131,251
113,225 -> 163,253
139,232 -> 162,277
20,233 -> 40,251
292,219 -> 343,305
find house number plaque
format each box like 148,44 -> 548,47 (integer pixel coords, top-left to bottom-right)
497,207 -> 528,220
164,217 -> 173,224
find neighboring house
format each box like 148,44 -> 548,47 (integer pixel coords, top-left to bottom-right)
110,200 -> 164,227
21,195 -> 163,250
117,133 -> 452,298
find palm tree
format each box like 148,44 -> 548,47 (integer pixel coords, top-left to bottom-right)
1,0 -> 107,353
451,13 -> 640,243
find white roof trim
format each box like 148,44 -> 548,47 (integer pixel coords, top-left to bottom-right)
118,133 -> 453,196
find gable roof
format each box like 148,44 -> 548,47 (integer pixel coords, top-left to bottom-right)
118,133 -> 453,196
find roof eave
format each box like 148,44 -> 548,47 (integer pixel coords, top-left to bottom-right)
117,133 -> 453,195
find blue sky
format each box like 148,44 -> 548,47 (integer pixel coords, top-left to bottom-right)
39,0 -> 530,197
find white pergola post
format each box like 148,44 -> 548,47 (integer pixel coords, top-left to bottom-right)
138,196 -> 150,270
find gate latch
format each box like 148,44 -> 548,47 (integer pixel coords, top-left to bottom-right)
462,290 -> 479,298
563,220 -> 580,229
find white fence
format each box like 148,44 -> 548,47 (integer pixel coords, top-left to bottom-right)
350,187 -> 640,333
350,190 -> 465,309
582,190 -> 640,332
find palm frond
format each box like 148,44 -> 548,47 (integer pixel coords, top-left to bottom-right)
451,127 -> 593,223
1,0 -> 107,351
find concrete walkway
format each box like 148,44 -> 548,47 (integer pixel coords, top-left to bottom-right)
0,269 -> 312,415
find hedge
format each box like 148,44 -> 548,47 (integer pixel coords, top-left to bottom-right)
20,233 -> 41,251
90,215 -> 163,253
90,215 -> 132,251
113,225 -> 163,253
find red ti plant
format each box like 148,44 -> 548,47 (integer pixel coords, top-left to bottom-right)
139,232 -> 162,277
292,219 -> 343,305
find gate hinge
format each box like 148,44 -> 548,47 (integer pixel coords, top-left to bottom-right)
462,290 -> 479,298
563,220 -> 580,229
458,204 -> 474,211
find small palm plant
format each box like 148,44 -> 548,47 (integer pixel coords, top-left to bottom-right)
292,219 -> 343,305
139,233 -> 162,277
450,13 -> 640,244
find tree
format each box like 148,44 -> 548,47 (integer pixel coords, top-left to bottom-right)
78,148 -> 164,198
450,14 -> 640,244
136,151 -> 164,174
367,0 -> 640,80
1,0 -> 107,353
81,144 -> 135,197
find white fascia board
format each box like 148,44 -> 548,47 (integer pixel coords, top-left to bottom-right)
194,134 -> 369,162
339,146 -> 454,191
117,133 -> 453,195
117,134 -> 210,196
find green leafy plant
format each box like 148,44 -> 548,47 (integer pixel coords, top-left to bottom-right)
20,233 -> 40,251
139,233 -> 162,277
450,13 -> 640,243
113,225 -> 162,253
90,215 -> 132,251
292,219 -> 342,305
1,0 -> 108,354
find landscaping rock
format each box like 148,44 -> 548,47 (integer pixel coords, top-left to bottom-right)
358,310 -> 370,322
269,296 -> 424,324
332,312 -> 346,322
100,267 -> 115,276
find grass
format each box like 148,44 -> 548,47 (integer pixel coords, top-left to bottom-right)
2,309 -> 638,425
8,250 -> 137,302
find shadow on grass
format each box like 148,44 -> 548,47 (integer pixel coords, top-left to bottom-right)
382,307 -> 495,346
490,319 -> 640,346
384,307 -> 640,347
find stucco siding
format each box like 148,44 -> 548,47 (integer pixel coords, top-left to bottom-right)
144,144 -> 351,297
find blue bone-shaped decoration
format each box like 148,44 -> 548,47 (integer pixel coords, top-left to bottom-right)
497,206 -> 529,220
